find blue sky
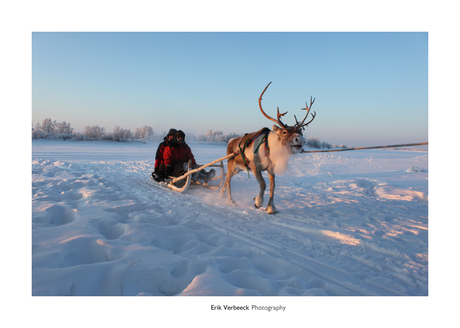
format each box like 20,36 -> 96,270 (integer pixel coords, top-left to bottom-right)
32,32 -> 427,146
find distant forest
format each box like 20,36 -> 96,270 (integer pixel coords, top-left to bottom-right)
32,118 -> 346,148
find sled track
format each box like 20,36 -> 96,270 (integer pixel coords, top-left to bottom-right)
181,204 -> 404,296
207,220 -> 404,296
104,166 -> 405,296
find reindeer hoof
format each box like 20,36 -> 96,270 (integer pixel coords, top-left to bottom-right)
266,206 -> 278,214
254,196 -> 263,209
228,199 -> 236,206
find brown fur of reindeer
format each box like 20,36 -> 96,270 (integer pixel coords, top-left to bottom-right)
220,82 -> 316,214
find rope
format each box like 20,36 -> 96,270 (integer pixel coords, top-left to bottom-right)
300,142 -> 428,154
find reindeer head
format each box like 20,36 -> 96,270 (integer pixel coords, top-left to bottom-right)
258,82 -> 316,154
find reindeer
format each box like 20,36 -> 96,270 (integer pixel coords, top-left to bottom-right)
220,82 -> 316,214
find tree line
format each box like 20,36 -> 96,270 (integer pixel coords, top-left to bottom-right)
32,118 -> 346,148
32,118 -> 155,141
32,119 -> 240,143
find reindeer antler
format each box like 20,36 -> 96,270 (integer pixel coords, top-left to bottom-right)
258,82 -> 287,128
295,96 -> 316,130
260,82 -> 316,130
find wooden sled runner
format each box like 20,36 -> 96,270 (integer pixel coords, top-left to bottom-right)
156,153 -> 235,193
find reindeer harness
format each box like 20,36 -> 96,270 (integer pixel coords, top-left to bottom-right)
236,128 -> 271,176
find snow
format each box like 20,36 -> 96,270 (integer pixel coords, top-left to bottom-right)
29,139 -> 436,324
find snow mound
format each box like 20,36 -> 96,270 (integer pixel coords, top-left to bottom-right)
32,140 -> 428,296
407,166 -> 427,173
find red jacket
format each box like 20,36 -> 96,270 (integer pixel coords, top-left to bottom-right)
154,141 -> 167,169
163,142 -> 197,168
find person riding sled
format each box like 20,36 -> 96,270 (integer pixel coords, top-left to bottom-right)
152,128 -> 177,182
162,130 -> 215,186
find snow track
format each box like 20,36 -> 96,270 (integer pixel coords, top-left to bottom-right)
32,141 -> 428,296
98,161 -> 424,296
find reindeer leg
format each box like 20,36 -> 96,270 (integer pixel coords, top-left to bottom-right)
266,172 -> 277,214
220,172 -> 227,197
226,175 -> 236,206
222,159 -> 238,205
253,168 -> 266,209
220,157 -> 231,198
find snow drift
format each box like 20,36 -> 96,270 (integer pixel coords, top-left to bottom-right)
32,140 -> 428,296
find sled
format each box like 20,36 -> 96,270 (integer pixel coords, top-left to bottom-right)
155,159 -> 193,192
155,153 -> 235,193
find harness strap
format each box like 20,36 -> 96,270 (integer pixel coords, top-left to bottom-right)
238,135 -> 251,177
238,129 -> 271,178
253,133 -> 270,157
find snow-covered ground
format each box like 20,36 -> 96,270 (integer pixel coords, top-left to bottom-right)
30,139 -> 432,322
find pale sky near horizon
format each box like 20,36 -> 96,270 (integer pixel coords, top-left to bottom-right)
32,32 -> 428,147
